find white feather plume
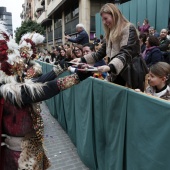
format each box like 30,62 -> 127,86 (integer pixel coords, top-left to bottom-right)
31,33 -> 45,45
0,70 -> 46,107
6,37 -> 21,65
19,40 -> 32,48
20,32 -> 45,45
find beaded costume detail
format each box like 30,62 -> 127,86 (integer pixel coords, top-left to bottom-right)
18,103 -> 50,170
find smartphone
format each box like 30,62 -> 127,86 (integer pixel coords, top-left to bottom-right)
64,31 -> 67,36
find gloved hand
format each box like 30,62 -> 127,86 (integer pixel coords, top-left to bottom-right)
76,70 -> 92,81
59,59 -> 68,70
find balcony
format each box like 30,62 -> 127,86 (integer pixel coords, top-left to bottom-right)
37,10 -> 48,24
46,0 -> 63,16
37,11 -> 52,25
35,0 -> 44,12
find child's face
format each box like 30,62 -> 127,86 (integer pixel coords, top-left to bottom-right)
148,71 -> 166,87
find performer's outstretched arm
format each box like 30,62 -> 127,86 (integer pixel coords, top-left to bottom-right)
32,64 -> 67,83
1,71 -> 91,106
22,74 -> 79,104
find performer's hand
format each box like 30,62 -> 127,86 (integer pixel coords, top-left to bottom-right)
76,70 -> 92,81
97,65 -> 110,72
59,59 -> 68,70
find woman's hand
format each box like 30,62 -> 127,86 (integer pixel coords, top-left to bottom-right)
135,89 -> 141,92
97,65 -> 110,72
71,58 -> 81,63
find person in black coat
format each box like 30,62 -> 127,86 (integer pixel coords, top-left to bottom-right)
65,23 -> 89,45
158,29 -> 170,63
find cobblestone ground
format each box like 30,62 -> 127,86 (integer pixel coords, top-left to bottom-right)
41,102 -> 89,170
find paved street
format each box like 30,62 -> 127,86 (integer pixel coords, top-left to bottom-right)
41,102 -> 89,170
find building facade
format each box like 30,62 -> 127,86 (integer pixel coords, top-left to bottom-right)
20,0 -> 33,22
21,0 -> 119,49
0,7 -> 13,36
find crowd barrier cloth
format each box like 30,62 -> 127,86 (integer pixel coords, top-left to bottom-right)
37,61 -> 170,170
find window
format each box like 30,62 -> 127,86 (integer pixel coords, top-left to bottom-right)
65,11 -> 71,23
72,2 -> 79,18
47,25 -> 52,32
54,18 -> 62,29
72,7 -> 79,18
64,1 -> 79,23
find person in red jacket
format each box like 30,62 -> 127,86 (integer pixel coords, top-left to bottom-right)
137,18 -> 150,35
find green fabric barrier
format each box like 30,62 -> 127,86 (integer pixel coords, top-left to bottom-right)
95,13 -> 104,38
137,0 -> 147,25
93,79 -> 127,170
118,5 -> 123,14
122,2 -> 130,20
74,78 -> 96,169
96,0 -> 170,36
54,71 -> 72,131
38,61 -> 52,73
129,0 -> 138,26
147,0 -> 157,28
62,87 -> 77,145
156,0 -> 170,32
126,89 -> 170,170
37,61 -> 170,170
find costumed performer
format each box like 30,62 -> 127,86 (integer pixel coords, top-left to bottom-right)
0,23 -> 91,170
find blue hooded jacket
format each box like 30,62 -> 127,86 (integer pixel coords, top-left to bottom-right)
144,47 -> 164,67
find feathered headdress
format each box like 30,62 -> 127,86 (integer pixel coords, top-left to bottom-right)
0,22 -> 22,76
19,32 -> 45,60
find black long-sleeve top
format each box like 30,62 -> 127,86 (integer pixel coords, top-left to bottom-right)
0,70 -> 61,106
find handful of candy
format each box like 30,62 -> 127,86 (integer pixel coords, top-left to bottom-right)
67,62 -> 94,81
67,62 -> 98,72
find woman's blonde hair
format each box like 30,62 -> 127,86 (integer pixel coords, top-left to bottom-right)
100,3 -> 129,42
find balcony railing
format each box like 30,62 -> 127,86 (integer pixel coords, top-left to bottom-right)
46,0 -> 62,16
37,11 -> 47,24
35,0 -> 44,12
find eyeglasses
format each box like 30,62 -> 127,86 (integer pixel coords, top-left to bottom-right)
74,49 -> 81,52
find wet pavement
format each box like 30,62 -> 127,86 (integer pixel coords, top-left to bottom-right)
41,101 -> 89,170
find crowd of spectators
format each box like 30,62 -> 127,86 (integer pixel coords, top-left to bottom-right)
138,20 -> 170,66
37,19 -> 170,68
36,17 -> 170,100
